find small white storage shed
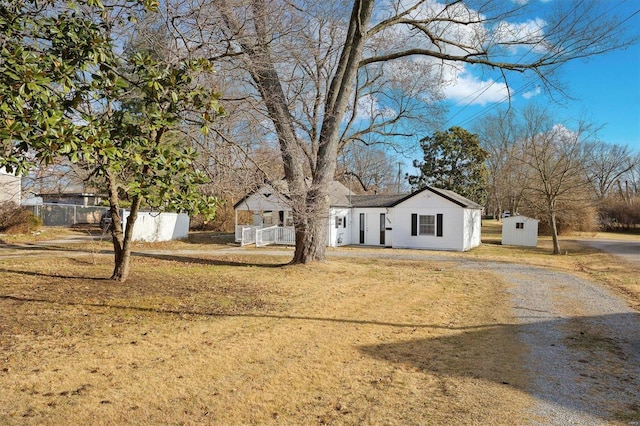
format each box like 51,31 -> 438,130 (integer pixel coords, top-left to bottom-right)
501,215 -> 539,247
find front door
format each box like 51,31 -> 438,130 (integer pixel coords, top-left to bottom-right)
380,213 -> 385,245
359,213 -> 365,244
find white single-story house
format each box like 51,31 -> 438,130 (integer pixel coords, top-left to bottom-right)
501,215 -> 539,247
234,181 -> 483,251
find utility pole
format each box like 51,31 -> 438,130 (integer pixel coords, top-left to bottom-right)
397,162 -> 402,193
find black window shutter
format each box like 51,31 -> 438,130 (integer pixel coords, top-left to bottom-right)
436,214 -> 443,237
411,214 -> 417,236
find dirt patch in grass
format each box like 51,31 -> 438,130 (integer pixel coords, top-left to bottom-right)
0,252 -> 532,425
0,226 -> 90,245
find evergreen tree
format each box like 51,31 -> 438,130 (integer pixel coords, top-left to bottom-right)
408,127 -> 488,203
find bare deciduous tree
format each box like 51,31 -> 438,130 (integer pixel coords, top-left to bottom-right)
336,143 -> 401,194
163,0 -> 636,262
475,109 -> 530,219
584,141 -> 635,200
518,106 -> 594,254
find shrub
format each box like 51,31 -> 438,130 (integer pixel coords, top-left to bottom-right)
599,196 -> 640,231
0,202 -> 43,234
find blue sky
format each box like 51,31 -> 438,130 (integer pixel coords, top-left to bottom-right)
440,0 -> 640,153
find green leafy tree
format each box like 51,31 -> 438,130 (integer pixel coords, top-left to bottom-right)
408,127 -> 488,203
0,0 -> 223,282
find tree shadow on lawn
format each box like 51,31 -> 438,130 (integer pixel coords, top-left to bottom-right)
0,252 -> 286,282
0,267 -> 108,281
0,242 -> 111,258
0,243 -> 288,272
132,251 -> 289,268
359,313 -> 640,423
1,292 -> 507,329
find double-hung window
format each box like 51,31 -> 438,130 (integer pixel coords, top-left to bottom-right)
411,213 -> 443,237
419,215 -> 435,235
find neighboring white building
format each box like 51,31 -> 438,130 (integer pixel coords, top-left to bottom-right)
122,211 -> 190,242
234,181 -> 483,252
501,215 -> 539,247
0,167 -> 21,205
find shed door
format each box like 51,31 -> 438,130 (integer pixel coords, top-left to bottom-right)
359,213 -> 365,244
380,213 -> 385,245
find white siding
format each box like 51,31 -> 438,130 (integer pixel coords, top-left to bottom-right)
501,216 -> 538,247
328,207 -> 350,247
123,212 -> 190,242
0,168 -> 21,205
391,190 -> 471,251
350,208 -> 389,246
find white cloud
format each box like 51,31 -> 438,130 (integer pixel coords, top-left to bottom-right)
369,1 -> 552,106
441,63 -> 510,106
355,93 -> 397,120
492,18 -> 548,53
522,86 -> 542,99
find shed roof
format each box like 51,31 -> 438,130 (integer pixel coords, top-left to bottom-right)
503,215 -> 539,222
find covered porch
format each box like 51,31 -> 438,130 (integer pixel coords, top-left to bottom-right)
233,187 -> 295,247
233,182 -> 296,247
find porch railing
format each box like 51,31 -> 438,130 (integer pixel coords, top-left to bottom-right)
240,226 -> 257,246
236,225 -> 295,247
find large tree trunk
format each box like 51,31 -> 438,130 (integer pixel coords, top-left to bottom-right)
291,186 -> 330,263
110,196 -> 141,282
106,169 -> 125,280
289,0 -> 375,263
220,0 -> 374,264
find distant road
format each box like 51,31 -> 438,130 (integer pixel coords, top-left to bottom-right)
575,238 -> 640,264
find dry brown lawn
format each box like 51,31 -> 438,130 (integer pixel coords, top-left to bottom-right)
0,248 -> 534,425
1,223 -> 638,425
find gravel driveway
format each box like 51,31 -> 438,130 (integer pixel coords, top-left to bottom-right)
483,262 -> 640,425
316,248 -> 640,424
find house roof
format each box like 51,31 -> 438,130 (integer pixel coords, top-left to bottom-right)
234,181 -> 483,210
503,215 -> 539,222
233,180 -> 354,209
420,187 -> 484,209
327,180 -> 355,206
353,187 -> 483,209
350,194 -> 409,207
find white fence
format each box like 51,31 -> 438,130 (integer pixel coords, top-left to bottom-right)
236,225 -> 295,247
